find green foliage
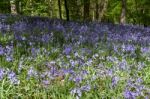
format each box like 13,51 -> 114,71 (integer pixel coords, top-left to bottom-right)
0,0 -> 150,25
0,0 -> 10,13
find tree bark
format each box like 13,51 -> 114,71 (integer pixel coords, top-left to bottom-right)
15,0 -> 21,14
10,0 -> 17,14
120,0 -> 126,24
47,0 -> 53,18
99,0 -> 108,22
58,0 -> 62,19
64,0 -> 69,21
95,0 -> 99,20
83,0 -> 90,21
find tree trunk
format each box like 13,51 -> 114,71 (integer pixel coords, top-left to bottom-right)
83,0 -> 90,21
64,0 -> 69,21
75,0 -> 80,19
58,0 -> 62,19
99,0 -> 108,22
68,0 -> 80,21
95,0 -> 99,20
15,0 -> 21,14
10,0 -> 17,14
47,0 -> 53,18
120,0 -> 126,24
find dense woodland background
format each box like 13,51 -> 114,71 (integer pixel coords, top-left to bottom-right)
0,0 -> 150,26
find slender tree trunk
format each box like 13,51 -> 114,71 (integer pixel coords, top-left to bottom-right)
99,0 -> 108,22
83,0 -> 90,21
69,0 -> 80,20
10,0 -> 17,14
120,0 -> 126,24
75,0 -> 80,20
47,0 -> 53,18
95,0 -> 99,20
64,0 -> 69,21
15,0 -> 21,14
8,0 -> 11,13
58,0 -> 62,19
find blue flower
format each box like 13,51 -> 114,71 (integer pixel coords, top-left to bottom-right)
74,76 -> 83,83
112,76 -> 119,87
0,68 -> 5,80
27,67 -> 38,78
70,88 -> 82,97
0,46 -> 4,55
80,85 -> 91,91
6,55 -> 13,62
7,71 -> 20,85
64,46 -> 72,55
124,89 -> 137,99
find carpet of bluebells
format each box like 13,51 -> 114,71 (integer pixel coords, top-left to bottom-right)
0,14 -> 150,99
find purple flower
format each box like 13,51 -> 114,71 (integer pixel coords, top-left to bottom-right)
79,25 -> 88,33
137,62 -> 145,70
5,45 -> 13,55
56,24 -> 65,32
64,46 -> 72,55
6,55 -> 13,62
70,60 -> 75,67
107,69 -> 113,76
50,66 -> 57,75
42,34 -> 50,43
136,78 -> 143,84
119,59 -> 127,71
42,80 -> 50,85
124,89 -> 137,99
141,47 -> 149,54
0,46 -> 4,55
70,88 -> 82,97
126,44 -> 135,52
74,76 -> 83,83
27,67 -> 38,78
63,68 -> 75,75
0,68 -> 5,80
80,85 -> 91,91
31,47 -> 40,57
112,76 -> 119,87
7,71 -> 20,85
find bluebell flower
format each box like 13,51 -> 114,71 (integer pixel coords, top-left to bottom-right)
0,68 -> 5,80
79,25 -> 88,33
18,59 -> 24,73
27,67 -> 38,78
64,46 -> 72,55
0,46 -> 4,55
42,34 -> 50,43
74,76 -> 83,83
107,69 -> 113,76
42,80 -> 50,85
70,88 -> 82,97
50,66 -> 57,75
56,24 -> 65,32
126,44 -> 135,52
63,68 -> 75,76
124,89 -> 137,99
31,47 -> 40,57
6,55 -> 13,62
137,62 -> 145,70
119,59 -> 127,71
112,76 -> 119,87
80,85 -> 91,91
70,60 -> 75,67
5,45 -> 13,55
7,71 -> 20,85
